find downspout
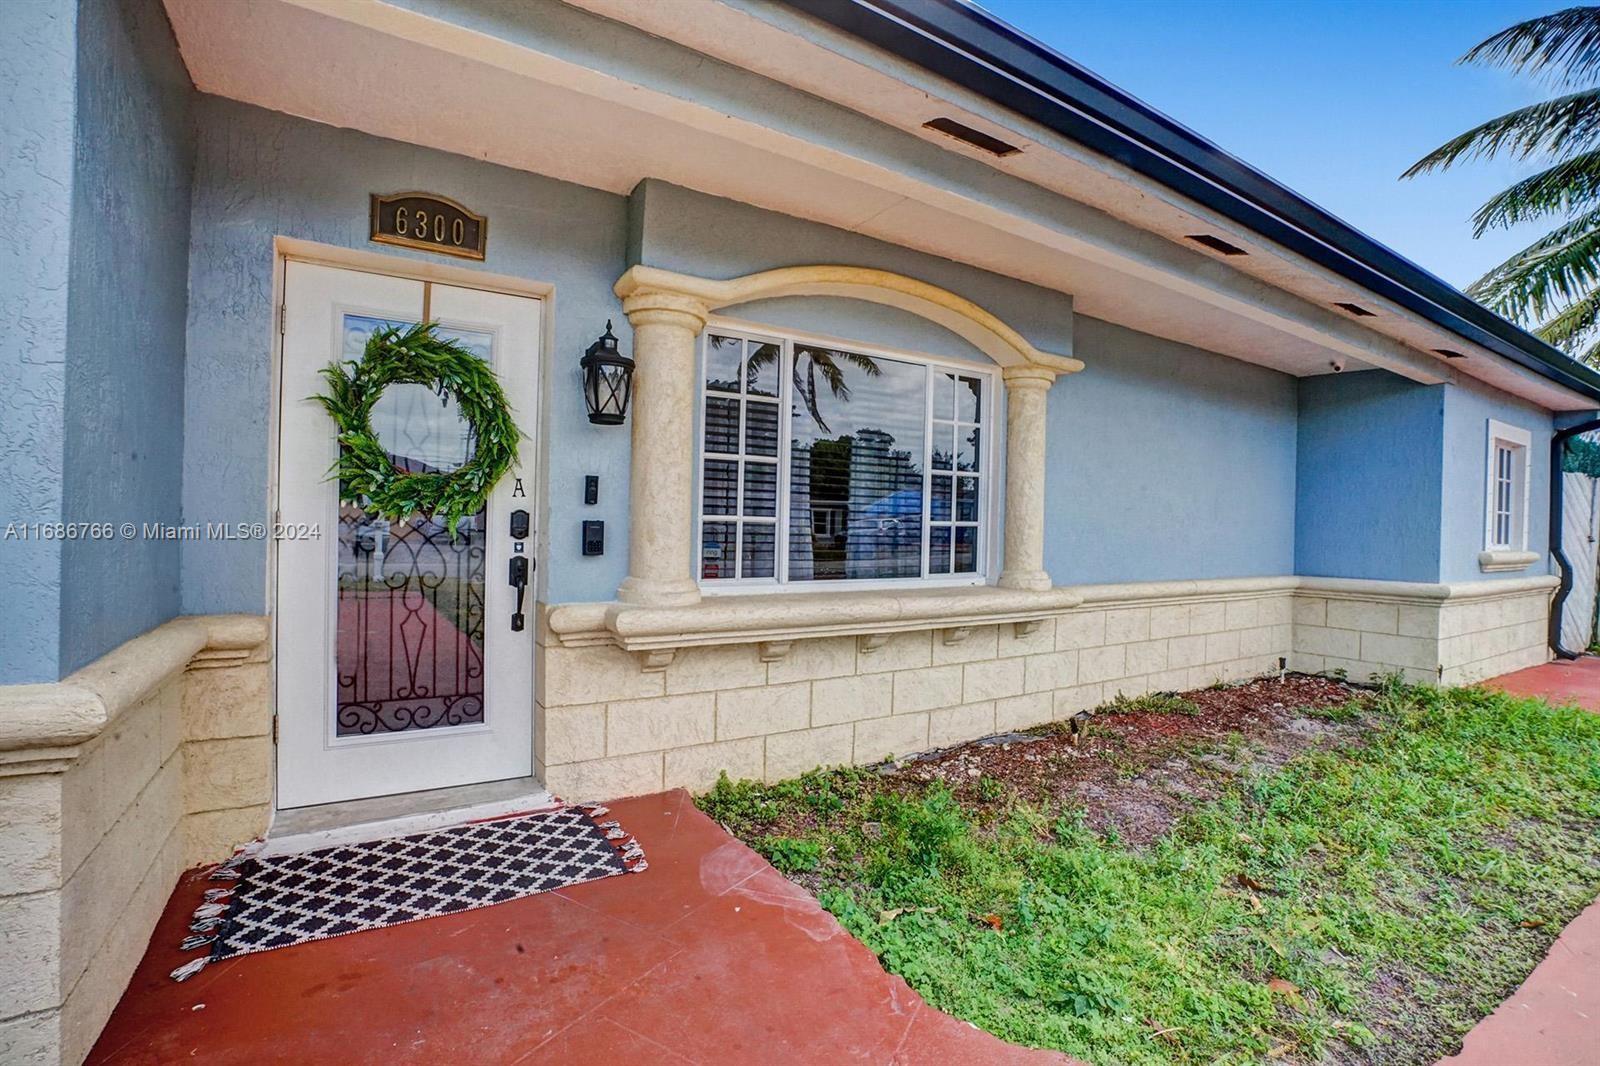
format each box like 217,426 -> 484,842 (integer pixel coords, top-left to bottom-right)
1549,416 -> 1600,658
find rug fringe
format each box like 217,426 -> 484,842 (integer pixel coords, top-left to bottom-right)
171,840 -> 261,980
170,957 -> 209,982
194,838 -> 265,882
613,832 -> 648,872
577,805 -> 647,874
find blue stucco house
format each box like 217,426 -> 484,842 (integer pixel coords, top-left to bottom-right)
5,1 -> 1600,1060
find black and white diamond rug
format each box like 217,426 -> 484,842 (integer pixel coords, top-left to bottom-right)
171,805 -> 645,981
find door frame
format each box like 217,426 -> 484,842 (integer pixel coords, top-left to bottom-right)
267,237 -> 555,811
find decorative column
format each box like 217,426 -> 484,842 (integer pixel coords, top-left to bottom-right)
997,365 -> 1057,591
616,290 -> 709,606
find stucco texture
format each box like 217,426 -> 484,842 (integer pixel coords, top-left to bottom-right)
628,180 -> 1073,363
0,1 -> 76,684
1294,369 -> 1555,584
1048,316 -> 1299,584
60,0 -> 195,677
1440,375 -> 1554,583
123,43 -> 1576,622
628,184 -> 1308,589
1,0 -> 194,684
1295,370 -> 1444,583
181,96 -> 631,612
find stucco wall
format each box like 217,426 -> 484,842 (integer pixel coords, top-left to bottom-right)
0,1 -> 77,684
628,180 -> 1073,363
1294,370 -> 1556,585
1295,370 -> 1444,582
181,96 -> 631,613
1439,375 -> 1554,583
1047,317 -> 1298,584
59,0 -> 195,677
629,182 -> 1302,589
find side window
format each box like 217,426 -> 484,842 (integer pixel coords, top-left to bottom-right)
1484,420 -> 1531,552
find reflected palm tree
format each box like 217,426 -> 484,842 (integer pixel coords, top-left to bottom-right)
746,343 -> 881,433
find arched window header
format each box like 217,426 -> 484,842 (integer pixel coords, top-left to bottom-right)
613,264 -> 1082,377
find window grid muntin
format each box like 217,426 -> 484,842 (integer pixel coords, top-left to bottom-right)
927,370 -> 984,576
1492,444 -> 1514,548
697,325 -> 995,589
1483,419 -> 1531,555
700,332 -> 781,582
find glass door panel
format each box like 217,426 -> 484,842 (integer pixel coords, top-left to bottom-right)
333,316 -> 497,737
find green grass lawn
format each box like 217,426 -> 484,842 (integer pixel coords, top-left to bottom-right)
701,681 -> 1600,1064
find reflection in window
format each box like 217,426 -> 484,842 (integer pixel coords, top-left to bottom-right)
698,330 -> 990,586
700,335 -> 780,579
790,346 -> 926,581
928,371 -> 984,575
334,315 -> 495,736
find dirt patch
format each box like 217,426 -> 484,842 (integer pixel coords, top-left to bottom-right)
707,675 -> 1600,1066
883,674 -> 1368,846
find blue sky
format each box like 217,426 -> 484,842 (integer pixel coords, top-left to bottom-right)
978,0 -> 1556,290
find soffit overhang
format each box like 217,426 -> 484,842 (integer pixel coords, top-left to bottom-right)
161,0 -> 1598,410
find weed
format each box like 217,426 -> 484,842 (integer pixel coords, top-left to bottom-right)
1101,691 -> 1202,716
702,683 -> 1600,1065
762,836 -> 824,873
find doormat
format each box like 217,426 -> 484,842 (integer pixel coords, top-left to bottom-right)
170,804 -> 645,981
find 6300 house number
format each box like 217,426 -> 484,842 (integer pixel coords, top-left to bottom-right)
369,192 -> 487,261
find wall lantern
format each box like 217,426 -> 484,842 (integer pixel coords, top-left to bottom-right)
580,320 -> 635,426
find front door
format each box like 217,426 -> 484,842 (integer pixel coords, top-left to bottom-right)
276,261 -> 540,809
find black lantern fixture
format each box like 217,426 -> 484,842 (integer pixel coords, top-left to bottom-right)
580,320 -> 634,426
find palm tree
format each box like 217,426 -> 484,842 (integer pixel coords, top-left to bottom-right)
744,342 -> 881,434
1405,6 -> 1600,363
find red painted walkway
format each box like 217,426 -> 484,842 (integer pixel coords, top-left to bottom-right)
88,791 -> 1071,1065
87,661 -> 1600,1065
1488,654 -> 1600,712
1443,659 -> 1600,1066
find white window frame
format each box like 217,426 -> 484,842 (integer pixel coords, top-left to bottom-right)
1483,419 -> 1532,553
694,318 -> 1000,594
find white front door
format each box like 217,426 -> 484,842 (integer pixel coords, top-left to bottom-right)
275,261 -> 540,809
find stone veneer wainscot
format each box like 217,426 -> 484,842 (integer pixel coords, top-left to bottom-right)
535,574 -> 1556,799
0,616 -> 272,1066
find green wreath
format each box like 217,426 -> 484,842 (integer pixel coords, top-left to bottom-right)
314,321 -> 521,535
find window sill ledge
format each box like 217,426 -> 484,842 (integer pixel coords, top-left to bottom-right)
1478,550 -> 1541,573
545,585 -> 1084,670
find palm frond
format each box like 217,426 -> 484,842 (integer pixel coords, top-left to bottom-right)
1536,285 -> 1600,348
1574,332 -> 1600,365
835,351 -> 882,377
1468,206 -> 1600,316
1461,6 -> 1600,87
1469,149 -> 1600,233
810,356 -> 852,400
797,359 -> 829,434
790,347 -> 888,433
1403,90 -> 1600,177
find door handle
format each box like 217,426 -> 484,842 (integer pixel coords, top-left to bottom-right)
508,556 -> 529,632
